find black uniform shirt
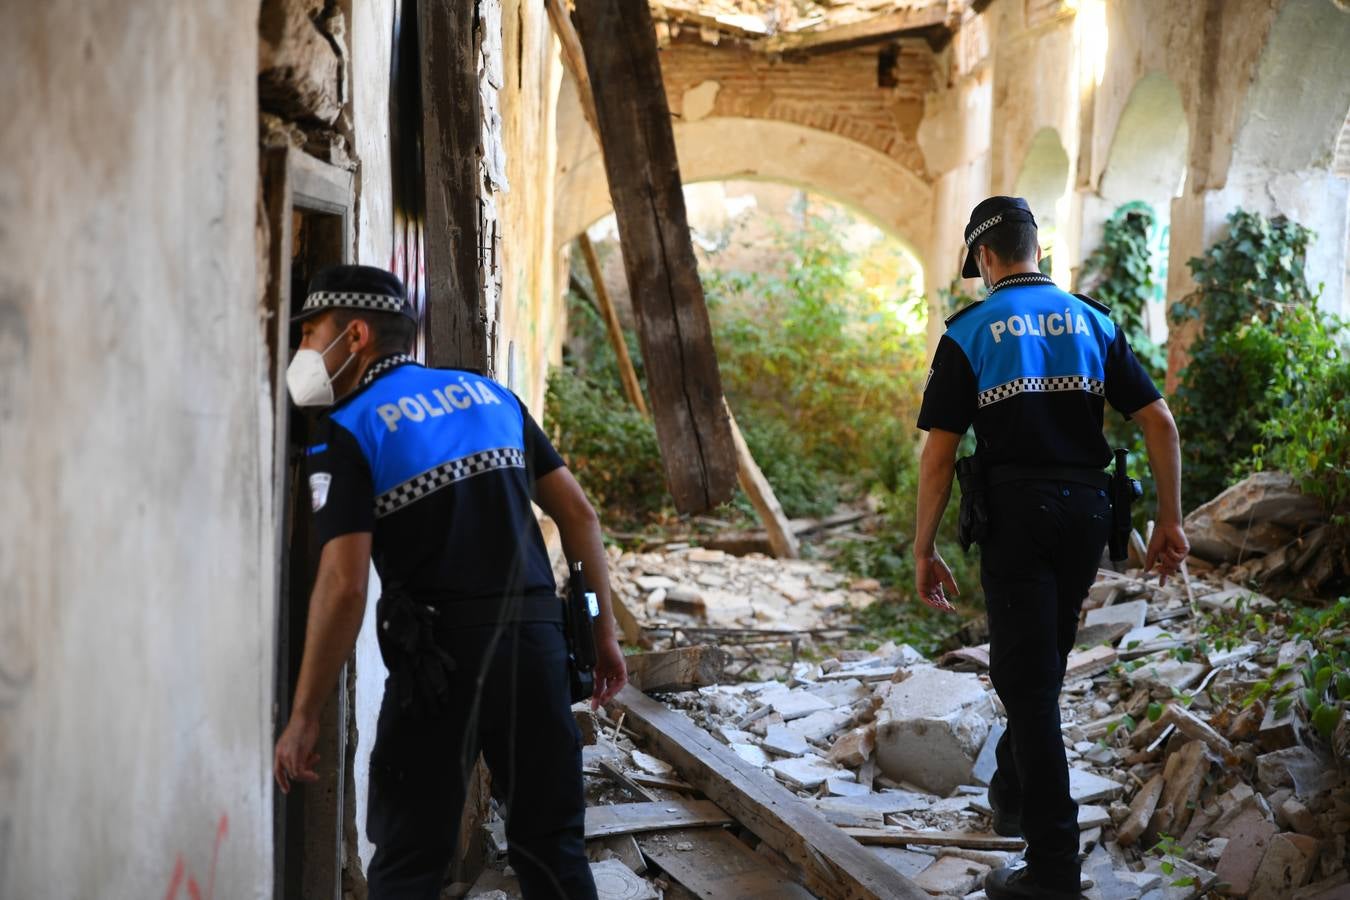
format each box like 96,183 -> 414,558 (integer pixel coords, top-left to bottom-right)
305,355 -> 565,602
917,273 -> 1161,468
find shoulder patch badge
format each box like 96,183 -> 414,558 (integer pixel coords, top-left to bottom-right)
309,472 -> 332,512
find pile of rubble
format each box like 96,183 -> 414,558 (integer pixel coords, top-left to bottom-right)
1184,471 -> 1347,595
461,542 -> 1346,899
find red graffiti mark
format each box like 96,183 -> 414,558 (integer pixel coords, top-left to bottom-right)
163,814 -> 228,900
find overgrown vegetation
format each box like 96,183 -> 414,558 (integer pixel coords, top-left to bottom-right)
1078,204 -> 1168,522
546,205 -> 986,644
1079,202 -> 1167,380
1172,210 -> 1346,513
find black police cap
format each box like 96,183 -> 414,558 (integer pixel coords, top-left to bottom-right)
961,196 -> 1037,279
291,264 -> 416,323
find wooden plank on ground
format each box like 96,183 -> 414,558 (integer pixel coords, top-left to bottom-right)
572,0 -> 737,514
579,233 -> 648,417
842,828 -> 1026,851
611,686 -> 927,900
416,0 -> 486,370
639,827 -> 816,899
627,644 -> 730,694
726,401 -> 800,559
596,758 -> 659,802
584,800 -> 732,839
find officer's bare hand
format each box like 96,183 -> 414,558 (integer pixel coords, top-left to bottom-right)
914,551 -> 959,613
274,713 -> 321,794
1145,521 -> 1189,586
592,636 -> 628,710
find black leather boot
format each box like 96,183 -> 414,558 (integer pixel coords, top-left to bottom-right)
984,865 -> 1082,900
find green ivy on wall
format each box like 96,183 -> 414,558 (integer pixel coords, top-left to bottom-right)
1172,209 -> 1343,513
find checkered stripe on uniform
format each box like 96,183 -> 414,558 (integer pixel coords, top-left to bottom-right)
362,354 -> 416,387
375,448 -> 526,518
987,273 -> 1055,295
978,375 -> 1105,408
302,290 -> 405,315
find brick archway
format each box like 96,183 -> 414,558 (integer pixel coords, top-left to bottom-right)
555,116 -> 932,275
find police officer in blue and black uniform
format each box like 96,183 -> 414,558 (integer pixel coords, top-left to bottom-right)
912,198 -> 1189,899
272,265 -> 627,900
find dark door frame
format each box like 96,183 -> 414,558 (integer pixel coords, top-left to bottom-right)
262,145 -> 357,900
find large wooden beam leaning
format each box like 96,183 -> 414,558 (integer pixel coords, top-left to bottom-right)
610,686 -> 928,900
571,0 -> 737,514
417,0 -> 486,369
578,234 -> 648,417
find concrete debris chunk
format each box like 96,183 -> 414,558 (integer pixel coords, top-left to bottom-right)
768,755 -> 849,790
912,854 -> 990,896
874,667 -> 995,795
1084,599 -> 1150,630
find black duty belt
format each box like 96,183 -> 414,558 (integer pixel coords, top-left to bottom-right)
986,464 -> 1109,490
432,594 -> 564,630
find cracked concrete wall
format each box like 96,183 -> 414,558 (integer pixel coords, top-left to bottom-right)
0,2 -> 272,898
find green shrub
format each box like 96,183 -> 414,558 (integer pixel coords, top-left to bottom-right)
544,368 -> 666,527
705,209 -> 929,483
1252,355 -> 1350,519
1172,210 -> 1338,512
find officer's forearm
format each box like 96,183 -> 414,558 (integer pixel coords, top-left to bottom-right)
1138,401 -> 1183,525
558,504 -> 618,643
291,577 -> 368,722
913,439 -> 956,555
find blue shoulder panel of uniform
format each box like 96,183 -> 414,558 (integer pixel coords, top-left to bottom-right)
944,284 -> 1116,394
329,365 -> 524,495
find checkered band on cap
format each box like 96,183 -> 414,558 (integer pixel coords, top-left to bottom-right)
977,375 -> 1105,409
302,290 -> 405,315
375,447 -> 526,518
965,214 -> 1004,247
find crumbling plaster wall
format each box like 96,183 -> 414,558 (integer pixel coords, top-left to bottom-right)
496,0 -> 567,415
0,2 -> 272,898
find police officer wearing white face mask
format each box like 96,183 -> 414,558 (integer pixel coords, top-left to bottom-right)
273,265 -> 626,900
912,198 -> 1188,899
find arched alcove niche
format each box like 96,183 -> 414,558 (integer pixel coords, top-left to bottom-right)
1013,127 -> 1071,285
1091,72 -> 1190,341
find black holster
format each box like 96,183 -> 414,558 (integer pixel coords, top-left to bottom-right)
1108,448 -> 1143,562
955,454 -> 990,553
375,588 -> 458,717
564,562 -> 598,704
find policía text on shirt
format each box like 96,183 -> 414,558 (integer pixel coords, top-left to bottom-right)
375,376 -> 503,432
989,310 -> 1091,344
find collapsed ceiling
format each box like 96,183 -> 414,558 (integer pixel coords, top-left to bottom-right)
650,0 -> 956,53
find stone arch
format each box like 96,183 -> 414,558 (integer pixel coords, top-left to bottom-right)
1223,0 -> 1350,315
1099,72 -> 1189,212
554,116 -> 933,279
1013,127 -> 1071,281
1085,72 -> 1189,339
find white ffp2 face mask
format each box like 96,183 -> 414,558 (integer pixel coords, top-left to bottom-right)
286,330 -> 356,407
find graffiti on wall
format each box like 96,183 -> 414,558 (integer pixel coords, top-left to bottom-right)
163,814 -> 229,900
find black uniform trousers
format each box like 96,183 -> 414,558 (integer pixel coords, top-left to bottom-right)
981,479 -> 1111,892
366,619 -> 597,900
